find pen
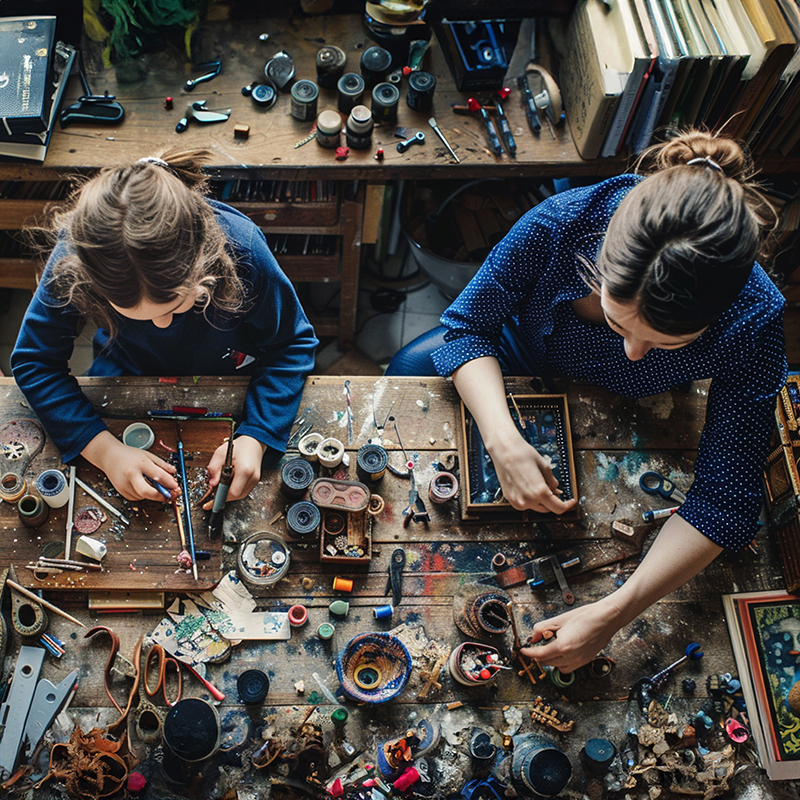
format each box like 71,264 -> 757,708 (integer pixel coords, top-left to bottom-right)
643,506 -> 680,522
145,476 -> 173,501
494,100 -> 516,156
517,75 -> 541,134
208,435 -> 235,538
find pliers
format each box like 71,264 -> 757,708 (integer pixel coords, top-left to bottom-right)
402,467 -> 430,526
385,548 -> 406,607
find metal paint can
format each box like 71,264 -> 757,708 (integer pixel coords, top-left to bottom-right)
316,45 -> 346,89
290,80 -> 319,122
315,109 -> 342,149
406,71 -> 436,112
360,46 -> 392,89
337,73 -> 365,114
345,105 -> 373,150
371,82 -> 400,124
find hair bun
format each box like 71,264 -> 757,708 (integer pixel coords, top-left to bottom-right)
648,129 -> 753,182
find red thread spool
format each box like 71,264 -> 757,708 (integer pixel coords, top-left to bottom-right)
393,767 -> 420,792
288,604 -> 308,627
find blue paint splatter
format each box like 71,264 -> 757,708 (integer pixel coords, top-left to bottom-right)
596,461 -> 620,481
303,638 -> 323,656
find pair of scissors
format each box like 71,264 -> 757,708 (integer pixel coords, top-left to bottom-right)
639,471 -> 687,505
143,644 -> 183,707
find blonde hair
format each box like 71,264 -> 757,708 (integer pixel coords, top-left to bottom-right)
39,148 -> 245,336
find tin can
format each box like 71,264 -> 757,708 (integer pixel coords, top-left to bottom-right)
345,105 -> 374,150
371,82 -> 400,124
290,80 -> 319,122
315,109 -> 342,149
316,45 -> 346,89
360,46 -> 392,89
337,72 -> 365,114
406,71 -> 437,112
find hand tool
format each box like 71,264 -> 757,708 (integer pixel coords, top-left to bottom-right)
175,100 -> 232,133
21,667 -> 79,760
631,642 -> 703,709
146,476 -> 173,501
175,427 -> 198,580
526,554 -> 577,605
160,645 -> 225,701
467,98 -> 502,155
75,477 -> 131,526
428,117 -> 460,163
60,50 -> 125,127
184,60 -> 222,91
207,434 -> 234,539
396,131 -> 426,153
534,89 -> 556,139
385,548 -> 406,607
517,75 -> 541,134
494,100 -> 517,156
639,471 -> 687,505
344,380 -> 354,446
643,505 -> 681,522
65,465 -> 76,560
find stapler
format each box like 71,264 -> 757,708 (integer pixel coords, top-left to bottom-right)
60,51 -> 125,127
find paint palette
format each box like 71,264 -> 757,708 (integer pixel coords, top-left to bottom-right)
459,393 -> 579,520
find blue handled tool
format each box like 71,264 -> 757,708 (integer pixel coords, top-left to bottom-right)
639,471 -> 687,505
175,427 -> 198,580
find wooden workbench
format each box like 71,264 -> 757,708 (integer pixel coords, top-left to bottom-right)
0,375 -> 795,798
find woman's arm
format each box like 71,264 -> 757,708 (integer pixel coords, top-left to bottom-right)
452,356 -> 577,514
523,513 -> 722,672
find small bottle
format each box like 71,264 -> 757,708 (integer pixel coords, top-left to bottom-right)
371,82 -> 400,124
315,109 -> 342,149
360,46 -> 392,89
290,80 -> 319,122
346,105 -> 374,150
316,45 -> 346,89
337,72 -> 365,114
406,71 -> 437,112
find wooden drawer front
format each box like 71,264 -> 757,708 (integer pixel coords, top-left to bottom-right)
0,258 -> 37,290
279,255 -> 340,281
240,201 -> 339,228
0,200 -> 49,229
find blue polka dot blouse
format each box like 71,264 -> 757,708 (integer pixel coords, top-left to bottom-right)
432,174 -> 788,551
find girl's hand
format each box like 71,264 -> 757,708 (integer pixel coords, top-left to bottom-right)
521,597 -> 624,674
487,424 -> 578,514
81,431 -> 178,502
206,435 -> 266,501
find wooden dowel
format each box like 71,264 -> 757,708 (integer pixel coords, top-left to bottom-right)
6,578 -> 85,627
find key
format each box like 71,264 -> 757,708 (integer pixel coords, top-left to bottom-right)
397,132 -> 426,153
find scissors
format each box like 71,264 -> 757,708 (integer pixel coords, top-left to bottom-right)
143,644 -> 183,707
639,471 -> 687,505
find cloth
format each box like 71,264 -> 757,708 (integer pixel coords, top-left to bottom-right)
11,200 -> 318,462
430,175 -> 788,552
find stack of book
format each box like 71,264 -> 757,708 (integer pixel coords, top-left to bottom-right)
0,16 -> 76,163
560,0 -> 800,159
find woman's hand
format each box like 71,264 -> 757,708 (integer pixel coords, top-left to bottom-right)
486,424 -> 578,514
521,596 -> 624,673
206,435 -> 266,501
81,431 -> 178,502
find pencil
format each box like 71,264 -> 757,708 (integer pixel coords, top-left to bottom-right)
65,466 -> 76,559
6,578 -> 85,627
75,477 -> 131,526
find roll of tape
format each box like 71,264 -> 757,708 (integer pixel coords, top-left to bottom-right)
286,501 -> 321,538
280,458 -> 316,498
36,469 -> 69,508
356,444 -> 388,483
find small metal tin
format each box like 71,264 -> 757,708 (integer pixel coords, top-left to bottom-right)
406,71 -> 436,112
315,109 -> 342,149
345,105 -> 373,150
290,80 -> 319,122
250,82 -> 277,108
264,51 -> 295,89
371,82 -> 400,124
337,73 -> 365,114
316,45 -> 346,89
360,46 -> 392,89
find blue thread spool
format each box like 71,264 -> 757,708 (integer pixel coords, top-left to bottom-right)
35,469 -> 69,508
374,604 -> 393,620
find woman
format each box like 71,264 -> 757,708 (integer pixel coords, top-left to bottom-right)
388,130 -> 787,672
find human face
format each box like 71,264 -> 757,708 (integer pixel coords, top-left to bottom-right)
110,289 -> 201,329
600,288 -> 706,361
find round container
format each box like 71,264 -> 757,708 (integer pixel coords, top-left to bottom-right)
406,71 -> 437,111
447,642 -> 501,686
337,73 -> 365,114
356,443 -> 389,483
360,46 -> 392,89
251,82 -> 277,108
371,82 -> 400,124
345,105 -> 374,150
0,474 -> 26,503
429,471 -> 459,503
336,632 -> 412,704
331,707 -> 349,727
316,109 -> 342,149
317,438 -> 345,469
286,501 -> 320,538
298,431 -> 324,460
290,80 -> 319,122
510,733 -> 572,797
316,45 -> 347,89
163,698 -> 220,763
237,531 -> 291,588
35,469 -> 69,508
264,51 -> 295,89
317,622 -> 336,640
18,493 -> 49,528
280,457 -> 315,498
288,604 -> 308,627
123,422 -> 155,450
581,738 -> 616,775
237,669 -> 270,704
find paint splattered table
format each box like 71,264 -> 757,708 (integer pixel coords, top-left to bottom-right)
0,376 -> 791,799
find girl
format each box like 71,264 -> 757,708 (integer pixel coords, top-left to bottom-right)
387,130 -> 787,672
11,149 -> 318,503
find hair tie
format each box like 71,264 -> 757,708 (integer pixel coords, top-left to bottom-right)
686,156 -> 723,173
136,156 -> 170,169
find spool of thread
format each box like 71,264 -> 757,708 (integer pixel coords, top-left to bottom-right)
356,444 -> 388,483
373,604 -> 393,620
17,493 -> 49,528
316,109 -> 342,149
317,622 -> 335,640
290,80 -> 319,122
0,473 -> 27,503
549,667 -> 575,688
332,576 -> 354,593
316,45 -> 346,89
36,469 -> 69,508
317,438 -> 345,468
286,501 -> 321,538
345,106 -> 373,150
360,46 -> 392,89
288,604 -> 308,627
429,471 -> 459,503
371,82 -> 400,124
237,669 -> 270,704
337,73 -> 365,114
281,458 -> 316,498
406,71 -> 437,111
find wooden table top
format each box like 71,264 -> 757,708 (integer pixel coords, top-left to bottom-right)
0,375 -> 789,798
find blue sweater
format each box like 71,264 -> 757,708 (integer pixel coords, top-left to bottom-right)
432,175 -> 788,551
11,200 -> 318,462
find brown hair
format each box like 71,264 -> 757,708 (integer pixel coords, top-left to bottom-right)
39,148 -> 245,337
585,129 -> 777,335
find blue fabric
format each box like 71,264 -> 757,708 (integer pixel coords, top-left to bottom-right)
423,175 -> 786,552
11,200 -> 318,462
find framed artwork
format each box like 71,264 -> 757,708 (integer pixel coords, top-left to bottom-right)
723,590 -> 800,779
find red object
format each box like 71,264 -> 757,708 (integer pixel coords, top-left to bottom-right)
158,377 -> 178,384
335,146 -> 350,161
393,767 -> 420,792
164,97 -> 173,110
329,777 -> 344,797
288,604 -> 308,627
725,718 -> 749,743
173,406 -> 208,415
479,668 -> 492,680
467,97 -> 482,112
375,148 -> 384,161
402,66 -> 413,76
128,772 -> 147,793
497,86 -> 511,99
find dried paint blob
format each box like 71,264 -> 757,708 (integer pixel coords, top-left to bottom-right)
73,506 -> 107,534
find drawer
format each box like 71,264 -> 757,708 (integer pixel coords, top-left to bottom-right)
279,255 -> 340,281
0,258 -> 37,290
0,199 -> 50,229
238,201 -> 339,229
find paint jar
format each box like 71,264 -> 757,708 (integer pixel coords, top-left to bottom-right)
237,669 -> 270,704
447,641 -> 501,686
288,604 -> 308,627
290,79 -> 319,122
360,46 -> 392,89
237,531 -> 291,588
337,72 -> 365,114
371,82 -> 400,124
298,431 -> 324,460
345,105 -> 373,150
18,493 -> 49,528
510,733 -> 572,797
0,473 -> 26,502
316,109 -> 342,149
406,70 -> 437,111
356,444 -> 388,483
581,738 -> 616,775
316,45 -> 346,89
123,422 -> 154,450
317,621 -> 336,640
35,469 -> 69,508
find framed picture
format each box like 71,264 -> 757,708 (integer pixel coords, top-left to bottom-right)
723,589 -> 800,779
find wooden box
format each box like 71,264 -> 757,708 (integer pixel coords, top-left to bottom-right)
319,508 -> 372,564
458,393 -> 578,520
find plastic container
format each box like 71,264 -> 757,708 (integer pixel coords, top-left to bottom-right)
123,422 -> 155,450
237,531 -> 291,587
